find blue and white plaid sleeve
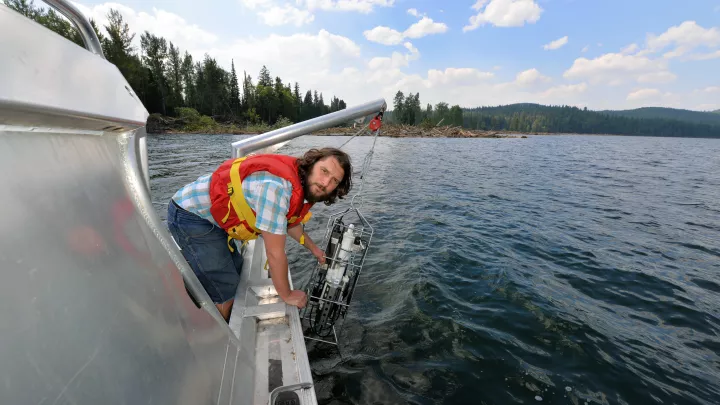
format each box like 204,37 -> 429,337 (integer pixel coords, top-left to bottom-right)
243,173 -> 292,235
171,173 -> 218,225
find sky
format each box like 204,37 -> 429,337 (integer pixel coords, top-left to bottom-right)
71,0 -> 720,111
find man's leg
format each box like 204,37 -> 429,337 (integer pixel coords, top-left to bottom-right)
167,200 -> 243,322
216,299 -> 233,321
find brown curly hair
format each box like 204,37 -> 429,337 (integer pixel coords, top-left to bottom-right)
297,148 -> 352,205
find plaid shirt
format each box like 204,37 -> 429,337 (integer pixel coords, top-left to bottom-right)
172,172 -> 293,235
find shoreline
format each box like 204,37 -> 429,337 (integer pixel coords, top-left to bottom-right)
152,125 -> 716,139
155,125 -> 532,138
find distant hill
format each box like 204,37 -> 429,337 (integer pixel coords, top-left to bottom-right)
600,107 -> 720,126
460,104 -> 720,138
714,110 -> 720,114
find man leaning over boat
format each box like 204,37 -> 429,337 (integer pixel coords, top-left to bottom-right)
167,148 -> 353,321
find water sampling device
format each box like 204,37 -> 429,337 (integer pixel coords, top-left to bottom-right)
300,113 -> 383,346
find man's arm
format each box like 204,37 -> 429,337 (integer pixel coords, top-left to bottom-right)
247,177 -> 307,307
287,224 -> 326,264
261,230 -> 290,298
262,230 -> 307,308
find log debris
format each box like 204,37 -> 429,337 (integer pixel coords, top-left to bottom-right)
311,124 -> 521,138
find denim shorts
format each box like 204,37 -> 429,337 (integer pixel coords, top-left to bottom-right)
167,199 -> 243,304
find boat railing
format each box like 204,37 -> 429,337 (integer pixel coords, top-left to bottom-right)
43,0 -> 105,57
232,98 -> 387,158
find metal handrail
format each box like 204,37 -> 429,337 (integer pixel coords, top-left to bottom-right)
44,0 -> 105,58
269,382 -> 313,405
232,98 -> 387,158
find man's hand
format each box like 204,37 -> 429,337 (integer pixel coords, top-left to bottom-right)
288,225 -> 325,264
311,245 -> 326,265
282,290 -> 307,308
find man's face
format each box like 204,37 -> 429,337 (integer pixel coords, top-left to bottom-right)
305,156 -> 344,202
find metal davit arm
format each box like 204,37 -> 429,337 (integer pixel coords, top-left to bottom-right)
232,98 -> 387,158
43,0 -> 105,58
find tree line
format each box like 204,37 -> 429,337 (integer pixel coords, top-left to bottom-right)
391,91 -> 466,127
390,91 -> 720,138
4,0 -> 347,125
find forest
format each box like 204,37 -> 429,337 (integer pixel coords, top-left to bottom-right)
390,93 -> 720,138
6,0 -> 719,138
4,0 -> 347,131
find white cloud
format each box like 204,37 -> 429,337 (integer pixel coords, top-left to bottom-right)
242,0 -> 394,26
72,1 -> 719,115
363,26 -> 404,45
364,16 -> 448,45
427,68 -> 494,86
207,29 -> 361,91
404,17 -> 449,38
543,36 -> 568,50
303,0 -> 394,13
464,0 -> 543,31
581,45 -> 589,53
696,103 -> 720,111
258,5 -> 314,26
368,42 -> 420,71
239,0 -> 274,9
620,43 -> 639,55
701,86 -> 720,93
514,68 -> 551,86
74,2 -> 218,52
637,71 -> 677,84
647,21 -> 720,58
626,88 -> 662,101
685,50 -> 720,60
539,83 -> 588,99
407,8 -> 420,17
564,53 -> 670,85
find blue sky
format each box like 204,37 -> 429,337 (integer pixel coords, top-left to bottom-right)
74,0 -> 720,111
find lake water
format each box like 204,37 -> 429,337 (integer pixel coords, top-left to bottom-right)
148,134 -> 720,405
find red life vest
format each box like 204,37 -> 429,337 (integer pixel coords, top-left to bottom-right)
208,154 -> 313,243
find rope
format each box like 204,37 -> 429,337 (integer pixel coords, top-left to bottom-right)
336,115 -> 382,210
338,123 -> 372,149
343,121 -> 381,211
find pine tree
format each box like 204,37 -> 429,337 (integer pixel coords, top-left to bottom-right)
293,82 -> 301,122
303,90 -> 313,121
258,65 -> 272,87
4,0 -> 37,18
313,91 -> 320,118
166,42 -> 183,114
10,2 -> 357,128
140,32 -> 169,115
198,55 -> 229,117
241,71 -> 255,112
181,52 -> 196,108
229,60 -> 240,118
273,76 -> 285,123
393,91 -> 405,124
435,102 -> 449,125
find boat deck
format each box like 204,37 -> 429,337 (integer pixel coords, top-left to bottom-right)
229,239 -> 316,405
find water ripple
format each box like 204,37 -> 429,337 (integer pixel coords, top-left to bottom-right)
148,134 -> 720,405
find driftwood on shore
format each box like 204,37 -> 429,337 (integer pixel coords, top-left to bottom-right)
311,124 -> 523,138
148,113 -> 527,138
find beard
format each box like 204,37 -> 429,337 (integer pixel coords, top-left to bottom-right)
303,181 -> 330,203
